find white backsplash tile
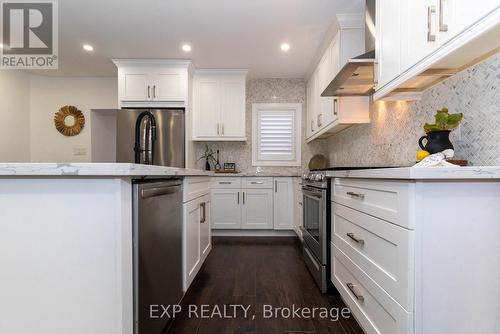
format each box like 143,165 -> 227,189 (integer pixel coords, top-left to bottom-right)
327,53 -> 500,167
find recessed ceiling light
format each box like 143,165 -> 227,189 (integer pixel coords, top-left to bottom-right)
182,44 -> 192,52
281,43 -> 290,52
83,44 -> 94,52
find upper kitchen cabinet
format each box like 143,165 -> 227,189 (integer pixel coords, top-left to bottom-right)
375,0 -> 500,100
306,14 -> 369,143
113,59 -> 191,108
193,70 -> 247,141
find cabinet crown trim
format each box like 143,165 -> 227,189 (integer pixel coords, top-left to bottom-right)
336,13 -> 365,30
112,58 -> 193,67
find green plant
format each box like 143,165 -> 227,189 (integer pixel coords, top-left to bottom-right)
423,107 -> 463,133
197,144 -> 217,164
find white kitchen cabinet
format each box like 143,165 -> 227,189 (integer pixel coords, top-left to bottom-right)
241,189 -> 273,229
273,177 -> 294,230
211,188 -> 241,229
306,14 -> 368,142
200,194 -> 211,262
375,0 -> 404,88
402,0 -> 441,72
375,0 -> 499,100
184,196 -> 201,290
293,177 -> 303,238
113,60 -> 190,107
183,177 -> 211,292
193,70 -> 247,141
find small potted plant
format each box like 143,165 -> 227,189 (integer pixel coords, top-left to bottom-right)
419,108 -> 463,154
198,144 -> 217,171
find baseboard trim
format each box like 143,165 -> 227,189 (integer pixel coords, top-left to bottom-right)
212,229 -> 298,237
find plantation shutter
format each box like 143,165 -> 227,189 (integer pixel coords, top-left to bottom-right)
257,109 -> 296,161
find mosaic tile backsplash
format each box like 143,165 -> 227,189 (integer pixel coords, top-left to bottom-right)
194,78 -> 328,174
326,53 -> 500,167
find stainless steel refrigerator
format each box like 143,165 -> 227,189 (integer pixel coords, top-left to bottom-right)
116,108 -> 185,167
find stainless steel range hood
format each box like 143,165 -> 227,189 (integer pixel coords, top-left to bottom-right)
322,0 -> 376,97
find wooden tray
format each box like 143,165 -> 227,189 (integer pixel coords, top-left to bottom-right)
214,170 -> 240,174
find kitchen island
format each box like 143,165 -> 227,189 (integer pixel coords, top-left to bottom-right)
0,163 -> 211,334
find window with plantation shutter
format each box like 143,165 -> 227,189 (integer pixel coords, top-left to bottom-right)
252,103 -> 302,166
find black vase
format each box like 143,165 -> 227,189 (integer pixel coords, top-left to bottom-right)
418,130 -> 454,154
205,159 -> 211,171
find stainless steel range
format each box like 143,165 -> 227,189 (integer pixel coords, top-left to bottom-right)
300,170 -> 331,293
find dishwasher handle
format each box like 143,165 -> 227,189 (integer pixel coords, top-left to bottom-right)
141,184 -> 181,198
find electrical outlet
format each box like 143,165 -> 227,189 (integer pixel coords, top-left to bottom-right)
73,148 -> 87,156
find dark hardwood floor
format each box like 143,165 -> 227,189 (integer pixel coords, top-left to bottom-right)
168,237 -> 364,334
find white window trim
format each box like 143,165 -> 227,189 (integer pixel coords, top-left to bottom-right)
252,103 -> 302,167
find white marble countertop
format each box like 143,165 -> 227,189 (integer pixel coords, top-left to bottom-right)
326,166 -> 500,180
0,163 -> 213,177
212,172 -> 301,177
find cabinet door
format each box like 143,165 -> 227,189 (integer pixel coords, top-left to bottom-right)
184,198 -> 201,290
273,178 -> 294,230
241,189 -> 273,229
211,189 -> 241,229
306,77 -> 316,139
119,69 -> 150,101
447,1 -> 499,41
152,68 -> 186,102
402,0 -> 440,71
317,46 -> 336,129
200,194 -> 211,262
194,78 -> 220,138
376,0 -> 403,88
220,78 -> 246,139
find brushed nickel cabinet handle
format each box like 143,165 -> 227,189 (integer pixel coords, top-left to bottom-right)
333,98 -> 338,116
347,233 -> 365,245
275,180 -> 278,193
200,202 -> 206,223
153,85 -> 157,98
428,6 -> 436,42
346,191 -> 365,199
346,283 -> 365,302
251,181 -> 264,185
147,85 -> 151,98
243,191 -> 245,204
219,181 -> 231,185
311,120 -> 314,132
439,0 -> 448,32
222,123 -> 224,135
237,192 -> 240,204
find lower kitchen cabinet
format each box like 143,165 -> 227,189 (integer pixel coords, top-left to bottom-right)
211,188 -> 242,229
211,177 -> 294,231
183,177 -> 211,292
241,189 -> 273,229
273,177 -> 294,230
330,176 -> 500,334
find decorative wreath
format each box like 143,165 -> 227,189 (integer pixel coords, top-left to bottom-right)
54,105 -> 85,136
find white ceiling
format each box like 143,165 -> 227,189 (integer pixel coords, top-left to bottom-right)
32,0 -> 364,78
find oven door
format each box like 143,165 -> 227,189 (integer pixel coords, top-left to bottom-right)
301,185 -> 327,264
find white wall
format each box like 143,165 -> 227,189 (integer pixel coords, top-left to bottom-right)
0,71 -> 31,162
29,76 -> 117,162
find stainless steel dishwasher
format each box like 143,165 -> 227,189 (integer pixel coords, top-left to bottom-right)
133,179 -> 183,334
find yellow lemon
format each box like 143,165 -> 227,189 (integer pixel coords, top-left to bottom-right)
416,150 -> 430,161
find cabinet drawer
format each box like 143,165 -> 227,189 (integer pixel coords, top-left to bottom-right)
332,178 -> 414,229
211,177 -> 242,189
243,177 -> 273,189
333,203 -> 413,310
183,177 -> 210,203
332,244 -> 413,334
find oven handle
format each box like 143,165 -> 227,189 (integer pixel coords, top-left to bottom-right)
302,186 -> 325,198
